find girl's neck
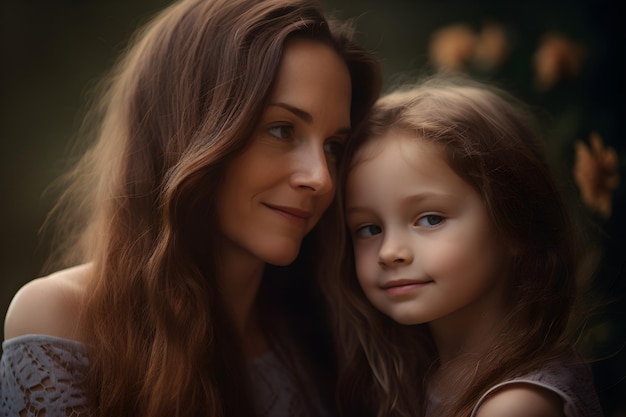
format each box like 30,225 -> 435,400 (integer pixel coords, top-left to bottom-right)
428,276 -> 508,364
427,349 -> 483,409
426,299 -> 506,400
430,320 -> 497,365
429,303 -> 505,365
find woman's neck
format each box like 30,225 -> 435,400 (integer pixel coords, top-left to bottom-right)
216,246 -> 268,357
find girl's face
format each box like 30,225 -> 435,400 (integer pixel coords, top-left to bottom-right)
345,131 -> 510,329
216,38 -> 352,267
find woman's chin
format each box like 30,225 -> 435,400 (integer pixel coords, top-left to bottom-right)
261,243 -> 302,267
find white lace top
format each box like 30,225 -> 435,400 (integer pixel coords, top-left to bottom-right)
1,335 -> 89,417
1,334 -> 331,417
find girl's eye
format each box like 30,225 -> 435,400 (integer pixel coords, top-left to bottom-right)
417,214 -> 444,228
268,124 -> 294,140
354,224 -> 382,238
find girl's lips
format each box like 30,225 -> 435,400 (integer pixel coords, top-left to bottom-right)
381,279 -> 432,296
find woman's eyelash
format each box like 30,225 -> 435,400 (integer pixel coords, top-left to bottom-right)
267,124 -> 294,140
324,140 -> 345,156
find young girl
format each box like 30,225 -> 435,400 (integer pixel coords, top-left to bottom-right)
329,76 -> 603,417
1,0 -> 380,416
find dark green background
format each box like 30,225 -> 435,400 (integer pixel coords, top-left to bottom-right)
1,0 -> 624,414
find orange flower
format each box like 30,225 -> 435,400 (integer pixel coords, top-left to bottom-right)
573,132 -> 620,218
533,32 -> 585,91
429,21 -> 510,74
473,22 -> 509,72
429,24 -> 476,72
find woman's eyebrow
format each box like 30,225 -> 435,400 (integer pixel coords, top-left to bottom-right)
269,102 -> 312,122
269,102 -> 352,135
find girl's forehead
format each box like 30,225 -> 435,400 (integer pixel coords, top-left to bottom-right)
351,129 -> 441,168
350,135 -> 387,166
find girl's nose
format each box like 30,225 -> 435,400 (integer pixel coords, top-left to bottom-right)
378,235 -> 414,268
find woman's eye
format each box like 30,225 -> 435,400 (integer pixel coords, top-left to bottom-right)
268,124 -> 294,140
324,139 -> 345,158
354,224 -> 382,238
417,214 -> 444,227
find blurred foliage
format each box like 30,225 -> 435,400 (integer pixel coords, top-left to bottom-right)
1,0 -> 624,414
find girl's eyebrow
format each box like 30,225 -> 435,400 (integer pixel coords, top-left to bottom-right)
269,102 -> 352,135
346,192 -> 452,214
399,192 -> 451,204
345,205 -> 370,215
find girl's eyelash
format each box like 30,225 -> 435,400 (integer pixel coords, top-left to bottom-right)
353,224 -> 382,238
416,214 -> 445,227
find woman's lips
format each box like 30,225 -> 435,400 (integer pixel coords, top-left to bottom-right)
264,203 -> 312,222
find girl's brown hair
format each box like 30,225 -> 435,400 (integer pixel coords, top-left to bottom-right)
327,75 -> 579,417
47,0 -> 381,415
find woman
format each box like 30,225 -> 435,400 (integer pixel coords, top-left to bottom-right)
0,0 -> 381,415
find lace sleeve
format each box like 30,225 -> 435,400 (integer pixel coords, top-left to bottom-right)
1,335 -> 90,417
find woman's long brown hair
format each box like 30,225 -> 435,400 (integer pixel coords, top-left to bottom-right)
326,75 -> 580,417
46,0 -> 381,415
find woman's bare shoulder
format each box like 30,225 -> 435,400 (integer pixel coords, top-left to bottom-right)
3,263 -> 93,342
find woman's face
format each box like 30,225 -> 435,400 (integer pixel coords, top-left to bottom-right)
216,38 -> 352,266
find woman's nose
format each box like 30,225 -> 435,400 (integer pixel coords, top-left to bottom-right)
290,146 -> 333,195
